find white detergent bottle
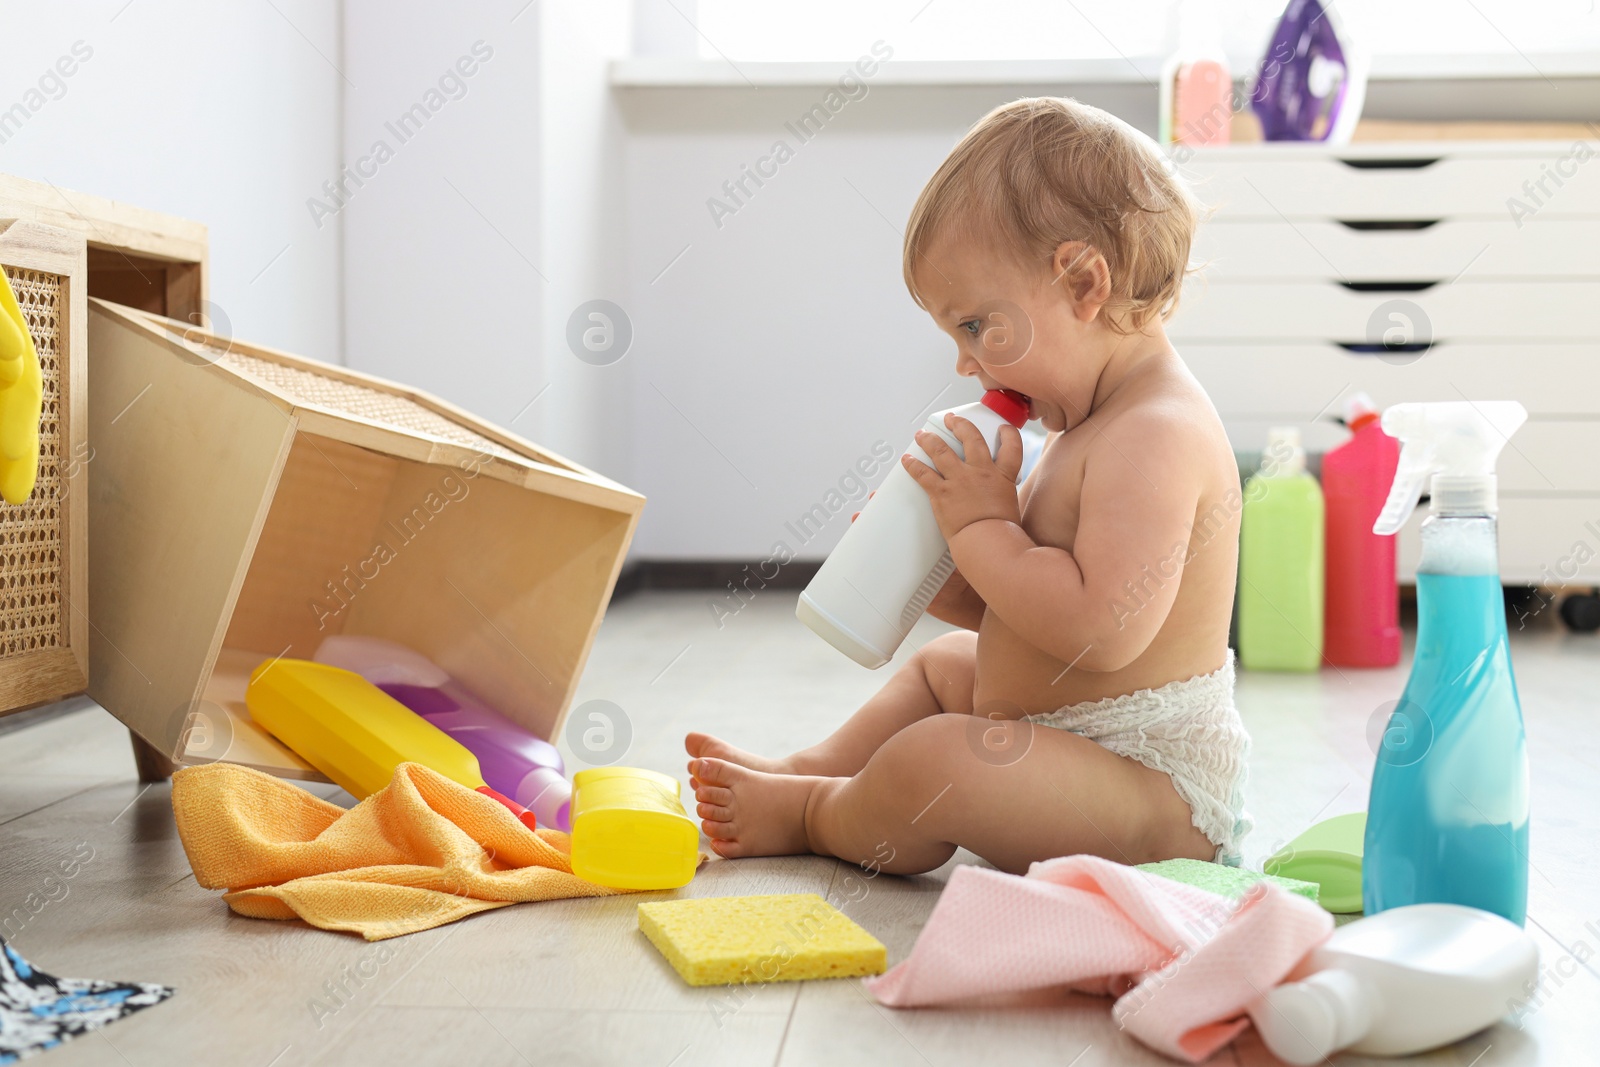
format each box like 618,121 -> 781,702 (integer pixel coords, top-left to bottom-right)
797,388 -> 1029,668
1248,903 -> 1538,1065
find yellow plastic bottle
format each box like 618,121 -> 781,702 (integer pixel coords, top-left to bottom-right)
245,658 -> 537,828
0,270 -> 43,505
569,767 -> 698,890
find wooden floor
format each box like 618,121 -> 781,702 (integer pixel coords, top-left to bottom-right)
3,590 -> 1597,1066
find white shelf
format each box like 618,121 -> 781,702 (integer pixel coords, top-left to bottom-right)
611,51 -> 1600,89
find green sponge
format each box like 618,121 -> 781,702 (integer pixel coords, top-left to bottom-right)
1136,858 -> 1320,903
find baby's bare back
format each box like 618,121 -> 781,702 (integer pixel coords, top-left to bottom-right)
971,352 -> 1241,716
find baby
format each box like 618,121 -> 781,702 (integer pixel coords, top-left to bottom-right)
686,97 -> 1251,875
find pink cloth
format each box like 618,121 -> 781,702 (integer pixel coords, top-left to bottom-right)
864,855 -> 1332,1063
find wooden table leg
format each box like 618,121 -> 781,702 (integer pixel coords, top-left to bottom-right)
129,729 -> 176,782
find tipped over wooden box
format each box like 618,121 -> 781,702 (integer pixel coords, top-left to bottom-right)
87,302 -> 642,779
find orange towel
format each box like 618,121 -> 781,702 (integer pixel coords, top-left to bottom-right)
171,761 -> 622,940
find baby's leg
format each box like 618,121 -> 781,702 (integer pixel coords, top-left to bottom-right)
692,714 -> 1214,872
686,631 -> 977,778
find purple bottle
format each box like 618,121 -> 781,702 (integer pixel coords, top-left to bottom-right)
315,635 -> 572,831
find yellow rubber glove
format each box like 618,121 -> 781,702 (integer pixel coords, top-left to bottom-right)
0,270 -> 43,504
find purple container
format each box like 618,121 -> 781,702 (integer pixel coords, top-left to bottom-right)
382,681 -> 571,831
315,635 -> 572,831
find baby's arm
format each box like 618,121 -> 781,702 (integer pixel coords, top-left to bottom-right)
906,412 -> 1198,671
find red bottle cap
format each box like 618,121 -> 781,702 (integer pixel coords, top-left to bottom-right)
478,784 -> 540,831
1342,392 -> 1381,434
981,389 -> 1029,427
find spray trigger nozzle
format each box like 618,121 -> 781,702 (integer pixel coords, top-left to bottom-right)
1372,402 -> 1527,536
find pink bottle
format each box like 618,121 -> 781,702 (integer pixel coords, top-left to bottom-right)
1323,394 -> 1401,667
1160,0 -> 1232,146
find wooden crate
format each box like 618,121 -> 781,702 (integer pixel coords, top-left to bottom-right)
0,221 -> 87,712
0,173 -> 206,733
86,300 -> 643,781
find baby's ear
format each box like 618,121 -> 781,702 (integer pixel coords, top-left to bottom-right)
1051,240 -> 1111,319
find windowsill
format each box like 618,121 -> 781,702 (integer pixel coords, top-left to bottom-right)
611,52 -> 1600,89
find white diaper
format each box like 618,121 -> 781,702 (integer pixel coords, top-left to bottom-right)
1024,651 -> 1252,865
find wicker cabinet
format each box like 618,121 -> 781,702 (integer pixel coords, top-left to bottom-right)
0,173 -> 205,740
0,221 -> 87,713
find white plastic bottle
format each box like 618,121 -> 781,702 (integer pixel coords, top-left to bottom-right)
797,389 -> 1029,668
1248,903 -> 1538,1065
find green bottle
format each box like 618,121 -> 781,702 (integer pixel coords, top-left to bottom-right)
1238,427 -> 1324,671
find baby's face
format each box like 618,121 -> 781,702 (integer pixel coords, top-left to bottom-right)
914,230 -> 1101,435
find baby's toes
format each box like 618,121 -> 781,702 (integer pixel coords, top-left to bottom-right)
701,816 -> 739,841
693,782 -> 733,807
689,756 -> 739,788
697,800 -> 732,821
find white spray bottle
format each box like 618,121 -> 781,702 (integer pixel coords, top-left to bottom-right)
797,389 -> 1029,668
1249,903 -> 1537,1064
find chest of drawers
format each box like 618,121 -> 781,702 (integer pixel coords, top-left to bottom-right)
1172,140 -> 1600,583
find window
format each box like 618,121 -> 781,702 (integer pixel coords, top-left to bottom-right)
690,0 -> 1600,66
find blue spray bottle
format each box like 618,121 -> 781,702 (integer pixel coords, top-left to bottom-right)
1364,401 -> 1530,924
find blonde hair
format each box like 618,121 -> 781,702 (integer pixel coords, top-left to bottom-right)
904,97 -> 1200,333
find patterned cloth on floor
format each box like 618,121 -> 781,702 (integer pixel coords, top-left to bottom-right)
864,854 -> 1333,1064
0,938 -> 172,1063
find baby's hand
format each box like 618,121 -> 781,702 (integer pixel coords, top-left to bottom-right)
904,414 -> 1024,541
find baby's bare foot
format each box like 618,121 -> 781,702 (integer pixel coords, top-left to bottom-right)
689,757 -> 826,859
684,732 -> 793,775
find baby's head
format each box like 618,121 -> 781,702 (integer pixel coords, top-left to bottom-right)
904,97 -> 1200,431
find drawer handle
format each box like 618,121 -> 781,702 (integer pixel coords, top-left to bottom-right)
1339,157 -> 1441,170
1337,341 -> 1435,355
1338,280 -> 1440,293
1336,219 -> 1441,231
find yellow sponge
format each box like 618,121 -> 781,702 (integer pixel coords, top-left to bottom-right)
638,893 -> 886,986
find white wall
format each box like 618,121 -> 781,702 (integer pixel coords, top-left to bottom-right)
339,0 -> 543,434
536,1 -> 633,480
0,0 -> 343,359
340,0 -> 632,479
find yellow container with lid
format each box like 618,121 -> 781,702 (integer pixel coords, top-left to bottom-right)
245,658 -> 538,828
570,767 -> 698,890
